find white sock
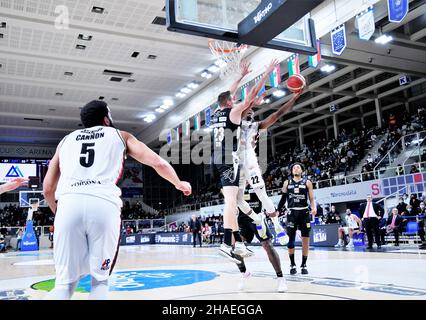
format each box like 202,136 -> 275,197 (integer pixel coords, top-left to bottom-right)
89,278 -> 109,300
44,281 -> 78,300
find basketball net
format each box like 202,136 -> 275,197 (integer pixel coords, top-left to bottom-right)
208,39 -> 248,79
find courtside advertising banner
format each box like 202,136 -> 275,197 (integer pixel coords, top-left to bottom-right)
0,163 -> 37,183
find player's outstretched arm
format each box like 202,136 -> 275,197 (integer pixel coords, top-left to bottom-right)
229,59 -> 278,124
259,91 -> 302,130
121,131 -> 192,196
229,60 -> 252,97
0,177 -> 28,195
246,59 -> 279,102
43,148 -> 61,214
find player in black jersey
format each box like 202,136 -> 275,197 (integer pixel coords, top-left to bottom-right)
278,163 -> 316,275
211,59 -> 279,262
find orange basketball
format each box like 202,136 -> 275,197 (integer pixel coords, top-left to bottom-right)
286,74 -> 306,93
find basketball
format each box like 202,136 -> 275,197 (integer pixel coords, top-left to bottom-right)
286,74 -> 306,93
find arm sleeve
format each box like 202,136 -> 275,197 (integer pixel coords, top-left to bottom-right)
277,193 -> 287,213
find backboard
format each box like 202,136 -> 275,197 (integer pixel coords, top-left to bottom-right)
166,0 -> 324,55
19,191 -> 47,208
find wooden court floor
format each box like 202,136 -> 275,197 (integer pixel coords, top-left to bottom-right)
0,244 -> 425,300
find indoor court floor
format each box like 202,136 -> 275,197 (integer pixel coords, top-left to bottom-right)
0,244 -> 425,300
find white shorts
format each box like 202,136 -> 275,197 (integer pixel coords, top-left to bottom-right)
53,194 -> 121,285
239,160 -> 265,189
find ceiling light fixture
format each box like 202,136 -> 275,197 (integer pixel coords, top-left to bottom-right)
320,64 -> 336,73
272,90 -> 286,98
375,34 -> 393,45
187,82 -> 199,89
207,65 -> 220,73
163,99 -> 174,106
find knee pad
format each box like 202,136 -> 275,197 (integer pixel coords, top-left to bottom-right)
254,188 -> 276,213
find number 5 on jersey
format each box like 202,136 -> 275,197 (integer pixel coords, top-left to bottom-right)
80,143 -> 96,168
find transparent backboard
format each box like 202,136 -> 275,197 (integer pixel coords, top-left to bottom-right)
19,191 -> 47,208
167,0 -> 318,54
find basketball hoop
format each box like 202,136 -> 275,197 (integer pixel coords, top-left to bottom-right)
208,39 -> 249,79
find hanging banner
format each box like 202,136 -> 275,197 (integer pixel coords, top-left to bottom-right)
357,8 -> 375,41
269,64 -> 281,87
287,54 -> 300,76
166,130 -> 172,145
255,76 -> 265,97
387,0 -> 408,23
241,85 -> 249,101
194,113 -> 200,130
308,40 -> 321,68
184,119 -> 190,136
175,127 -> 181,142
331,24 -> 347,56
205,108 -> 211,128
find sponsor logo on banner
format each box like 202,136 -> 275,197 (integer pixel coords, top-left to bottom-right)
313,228 -> 327,243
126,236 -> 136,244
331,24 -> 347,56
32,270 -> 217,292
254,2 -> 273,24
387,0 -> 409,23
139,236 -> 151,244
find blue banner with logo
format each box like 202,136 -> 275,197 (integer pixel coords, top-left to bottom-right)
331,24 -> 347,56
387,0 -> 408,23
21,220 -> 38,251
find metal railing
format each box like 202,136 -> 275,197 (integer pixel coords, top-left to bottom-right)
373,130 -> 426,174
122,218 -> 166,233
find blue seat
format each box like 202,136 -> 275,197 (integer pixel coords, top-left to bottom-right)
405,221 -> 418,234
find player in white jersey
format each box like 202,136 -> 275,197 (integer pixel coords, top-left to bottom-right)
43,100 -> 191,300
335,209 -> 362,249
237,91 -> 302,245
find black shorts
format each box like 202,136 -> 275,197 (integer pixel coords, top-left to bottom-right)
287,209 -> 311,237
215,164 -> 240,187
238,212 -> 272,243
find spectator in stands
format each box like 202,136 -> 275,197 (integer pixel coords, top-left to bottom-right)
410,194 -> 421,212
15,228 -> 23,251
395,164 -> 404,176
335,209 -> 362,249
410,165 -> 419,174
397,197 -> 407,214
0,233 -> 5,252
325,206 -> 341,224
359,195 -> 383,249
48,225 -> 54,249
189,215 -> 202,248
402,193 -> 409,205
202,223 -> 211,244
386,208 -> 404,247
417,202 -> 426,249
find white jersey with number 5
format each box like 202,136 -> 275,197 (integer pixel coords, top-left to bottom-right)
55,126 -> 126,207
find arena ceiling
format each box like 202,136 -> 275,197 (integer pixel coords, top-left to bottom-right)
0,0 -> 425,148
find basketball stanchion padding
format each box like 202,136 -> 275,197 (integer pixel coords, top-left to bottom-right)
286,74 -> 306,93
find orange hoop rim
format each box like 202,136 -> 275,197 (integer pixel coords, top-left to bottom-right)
208,39 -> 248,53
